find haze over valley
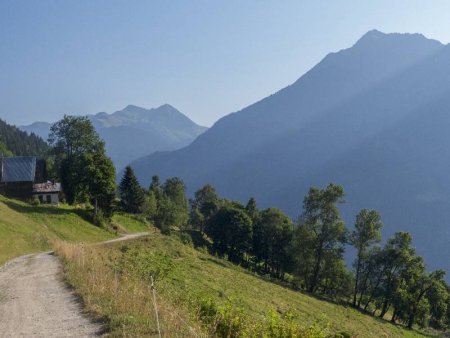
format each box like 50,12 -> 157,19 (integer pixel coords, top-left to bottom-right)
2,1 -> 450,336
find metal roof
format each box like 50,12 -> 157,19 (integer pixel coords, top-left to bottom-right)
0,157 -> 37,183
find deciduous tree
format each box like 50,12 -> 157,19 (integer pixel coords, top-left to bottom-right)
350,209 -> 383,306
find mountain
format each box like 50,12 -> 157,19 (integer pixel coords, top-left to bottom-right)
20,104 -> 207,169
19,122 -> 53,141
129,30 -> 450,274
0,119 -> 48,156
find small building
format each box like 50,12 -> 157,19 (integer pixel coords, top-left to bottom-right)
0,156 -> 61,204
33,181 -> 61,204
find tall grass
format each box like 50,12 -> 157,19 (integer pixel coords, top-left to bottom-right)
54,236 -> 366,337
54,240 -> 203,337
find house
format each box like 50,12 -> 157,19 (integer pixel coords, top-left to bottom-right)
0,156 -> 61,204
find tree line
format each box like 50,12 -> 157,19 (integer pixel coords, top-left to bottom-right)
47,115 -> 450,331
119,167 -> 450,331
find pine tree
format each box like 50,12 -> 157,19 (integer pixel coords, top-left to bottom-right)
119,166 -> 145,214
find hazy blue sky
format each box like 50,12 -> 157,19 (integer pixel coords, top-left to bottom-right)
1,0 -> 450,127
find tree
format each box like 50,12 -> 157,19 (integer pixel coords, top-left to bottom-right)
355,246 -> 383,309
190,184 -> 220,232
145,175 -> 162,223
206,206 -> 252,264
163,177 -> 189,227
245,197 -> 259,223
152,177 -> 189,234
84,151 -> 116,217
48,115 -> 115,216
426,274 -> 449,329
154,193 -> 175,234
48,115 -> 102,156
119,166 -> 145,214
297,183 -> 347,293
350,209 -> 383,306
403,269 -> 447,329
142,191 -> 158,221
252,208 -> 293,278
376,232 -> 416,319
149,175 -> 162,198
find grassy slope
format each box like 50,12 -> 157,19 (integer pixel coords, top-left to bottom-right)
0,198 -> 50,265
0,196 -> 128,266
58,230 -> 436,338
112,213 -> 150,233
0,198 -> 439,337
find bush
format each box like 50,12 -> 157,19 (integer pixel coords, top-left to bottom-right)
177,231 -> 193,246
197,297 -> 330,338
29,197 -> 40,206
92,210 -> 107,227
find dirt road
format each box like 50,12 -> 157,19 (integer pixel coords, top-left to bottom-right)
0,233 -> 149,338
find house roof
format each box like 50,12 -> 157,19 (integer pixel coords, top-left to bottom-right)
33,182 -> 61,193
0,157 -> 37,183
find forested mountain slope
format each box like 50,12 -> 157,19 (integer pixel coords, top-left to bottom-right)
0,119 -> 48,156
129,31 -> 450,274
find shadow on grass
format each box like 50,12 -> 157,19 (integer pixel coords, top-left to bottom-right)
201,256 -> 234,269
2,198 -> 94,225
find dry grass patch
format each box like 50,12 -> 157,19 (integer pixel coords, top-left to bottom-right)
54,240 -> 204,337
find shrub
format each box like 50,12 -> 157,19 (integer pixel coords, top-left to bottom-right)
197,297 -> 330,338
29,197 -> 40,206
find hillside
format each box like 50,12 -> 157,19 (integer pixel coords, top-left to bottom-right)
0,197 -> 443,337
20,104 -> 207,170
0,196 -> 148,266
0,196 -> 113,265
0,119 -> 48,156
56,229 -> 435,337
129,31 -> 450,276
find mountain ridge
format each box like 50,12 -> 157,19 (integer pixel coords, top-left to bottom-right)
130,29 -> 445,188
20,104 -> 207,169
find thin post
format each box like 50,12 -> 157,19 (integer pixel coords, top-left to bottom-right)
114,267 -> 118,298
150,276 -> 162,338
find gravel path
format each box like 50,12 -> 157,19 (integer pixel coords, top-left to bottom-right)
0,233 -> 149,338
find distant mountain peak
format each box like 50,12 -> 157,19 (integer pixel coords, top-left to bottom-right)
159,103 -> 176,110
363,29 -> 385,38
122,104 -> 179,115
123,104 -> 146,112
20,103 -> 207,169
354,29 -> 442,48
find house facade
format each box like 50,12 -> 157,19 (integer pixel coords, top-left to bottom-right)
0,156 -> 61,204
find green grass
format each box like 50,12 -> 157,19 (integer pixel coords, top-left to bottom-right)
112,213 -> 150,233
0,197 -> 441,337
0,196 -> 118,265
59,229 -> 440,337
0,198 -> 50,265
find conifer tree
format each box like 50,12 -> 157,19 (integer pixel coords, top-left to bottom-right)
119,166 -> 145,214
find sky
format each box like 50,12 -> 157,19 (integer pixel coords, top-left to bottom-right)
1,0 -> 450,127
